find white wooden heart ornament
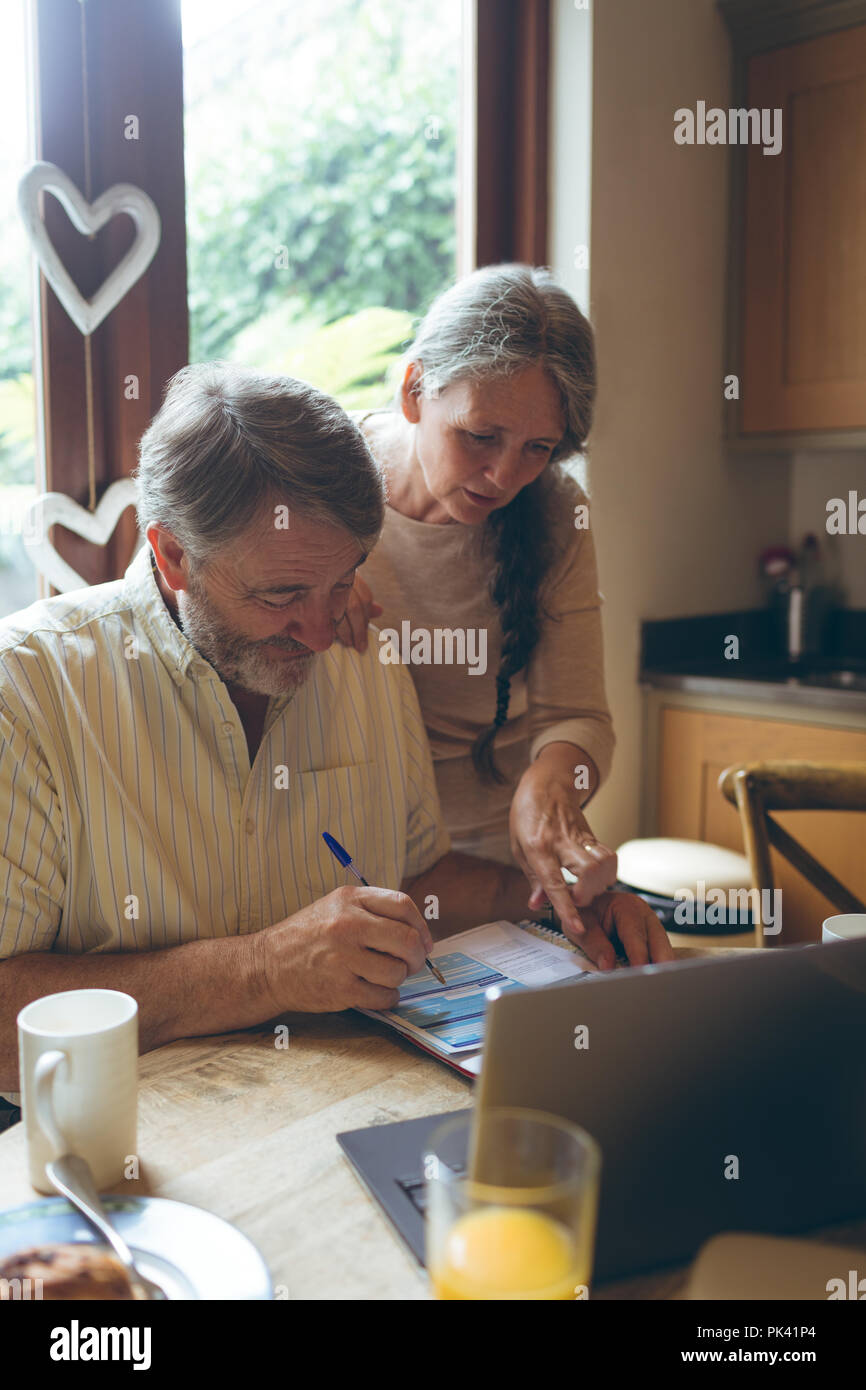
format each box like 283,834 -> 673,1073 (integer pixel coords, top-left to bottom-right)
17,161 -> 161,336
22,479 -> 143,594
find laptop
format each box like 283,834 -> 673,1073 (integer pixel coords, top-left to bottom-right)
337,937 -> 866,1284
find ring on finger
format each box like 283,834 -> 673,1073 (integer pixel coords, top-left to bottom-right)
570,838 -> 602,858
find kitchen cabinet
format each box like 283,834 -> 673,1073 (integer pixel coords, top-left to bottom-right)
650,699 -> 866,943
720,1 -> 866,445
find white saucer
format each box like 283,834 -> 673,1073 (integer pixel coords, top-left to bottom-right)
0,1194 -> 272,1299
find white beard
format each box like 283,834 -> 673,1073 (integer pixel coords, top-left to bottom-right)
177,573 -> 316,697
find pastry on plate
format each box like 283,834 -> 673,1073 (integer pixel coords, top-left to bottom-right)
0,1242 -> 137,1299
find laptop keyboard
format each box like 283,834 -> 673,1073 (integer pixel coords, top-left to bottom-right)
398,1163 -> 466,1215
397,1177 -> 428,1215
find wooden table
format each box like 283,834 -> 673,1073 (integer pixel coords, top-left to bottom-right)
1,947 -> 863,1299
0,1011 -> 461,1300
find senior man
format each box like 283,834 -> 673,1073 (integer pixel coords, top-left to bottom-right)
0,364 -> 672,1104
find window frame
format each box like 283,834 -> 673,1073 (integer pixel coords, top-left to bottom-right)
29,0 -> 188,590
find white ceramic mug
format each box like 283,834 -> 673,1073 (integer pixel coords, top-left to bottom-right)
822,914 -> 866,944
17,989 -> 138,1193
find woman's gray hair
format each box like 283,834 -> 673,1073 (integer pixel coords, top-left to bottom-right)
394,263 -> 596,460
134,362 -> 385,567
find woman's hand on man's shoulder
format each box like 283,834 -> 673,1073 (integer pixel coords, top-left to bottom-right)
335,572 -> 383,653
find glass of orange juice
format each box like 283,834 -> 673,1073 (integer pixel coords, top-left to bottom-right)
425,1107 -> 601,1300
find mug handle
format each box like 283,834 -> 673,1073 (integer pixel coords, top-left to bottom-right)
33,1049 -> 68,1159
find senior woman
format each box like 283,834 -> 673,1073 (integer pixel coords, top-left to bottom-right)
339,263 -> 635,944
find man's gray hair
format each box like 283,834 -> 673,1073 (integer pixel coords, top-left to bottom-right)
394,263 -> 596,461
134,362 -> 386,566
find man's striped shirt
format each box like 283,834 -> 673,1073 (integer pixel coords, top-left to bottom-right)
0,543 -> 450,965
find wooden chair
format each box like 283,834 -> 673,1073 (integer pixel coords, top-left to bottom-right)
718,760 -> 866,947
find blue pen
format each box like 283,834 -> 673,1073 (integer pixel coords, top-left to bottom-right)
321,831 -> 446,985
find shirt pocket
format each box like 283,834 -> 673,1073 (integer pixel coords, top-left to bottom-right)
281,761 -> 404,904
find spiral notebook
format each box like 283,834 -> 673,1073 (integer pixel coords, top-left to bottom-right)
359,919 -> 624,1078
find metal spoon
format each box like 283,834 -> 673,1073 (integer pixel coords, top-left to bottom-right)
45,1153 -> 167,1300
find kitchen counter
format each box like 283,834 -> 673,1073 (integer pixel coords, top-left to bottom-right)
640,607 -> 866,714
641,667 -> 866,713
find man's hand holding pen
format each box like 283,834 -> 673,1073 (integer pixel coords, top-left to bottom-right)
253,886 -> 436,1015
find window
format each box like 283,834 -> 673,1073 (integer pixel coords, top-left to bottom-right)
1,0 -> 545,602
0,0 -> 38,619
182,0 -> 462,407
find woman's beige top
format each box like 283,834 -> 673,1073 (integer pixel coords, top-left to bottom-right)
354,409 -> 615,864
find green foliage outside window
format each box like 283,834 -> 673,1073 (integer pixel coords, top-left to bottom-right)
184,0 -> 459,405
